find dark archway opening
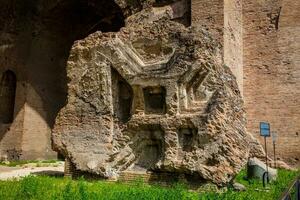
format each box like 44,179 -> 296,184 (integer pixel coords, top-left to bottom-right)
39,1 -> 126,159
44,0 -> 125,41
25,0 -> 126,130
0,70 -> 16,124
0,1 -> 126,160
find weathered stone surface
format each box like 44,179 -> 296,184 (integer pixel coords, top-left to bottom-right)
270,160 -> 296,171
247,157 -> 278,181
232,182 -> 246,191
248,134 -> 266,159
52,10 -> 254,185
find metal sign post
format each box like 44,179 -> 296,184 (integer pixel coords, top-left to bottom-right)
272,132 -> 277,168
260,122 -> 271,187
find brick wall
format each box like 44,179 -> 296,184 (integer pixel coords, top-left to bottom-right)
192,0 -> 300,166
243,0 -> 300,166
191,0 -> 244,92
0,31 -> 28,160
0,4 -> 68,160
191,0 -> 224,42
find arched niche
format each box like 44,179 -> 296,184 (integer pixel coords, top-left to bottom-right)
0,70 -> 16,124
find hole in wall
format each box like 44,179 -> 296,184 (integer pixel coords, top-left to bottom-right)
268,7 -> 281,30
133,125 -> 165,171
274,7 -> 281,30
6,149 -> 21,160
206,155 -> 220,166
178,128 -> 197,152
143,86 -> 166,114
112,68 -> 133,123
137,141 -> 162,169
0,70 -> 16,124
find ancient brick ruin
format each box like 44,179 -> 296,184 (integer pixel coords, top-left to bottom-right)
0,0 -> 299,184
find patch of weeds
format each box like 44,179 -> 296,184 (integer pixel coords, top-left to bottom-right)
0,169 -> 298,200
16,176 -> 39,199
132,176 -> 145,187
0,160 -> 59,167
41,160 -> 58,164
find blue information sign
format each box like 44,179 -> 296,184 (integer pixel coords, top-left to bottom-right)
260,122 -> 270,137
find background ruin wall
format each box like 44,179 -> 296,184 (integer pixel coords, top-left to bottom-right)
243,0 -> 300,166
191,0 -> 243,94
0,0 -> 299,166
192,0 -> 300,166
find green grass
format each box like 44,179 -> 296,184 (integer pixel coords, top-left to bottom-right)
0,169 -> 298,200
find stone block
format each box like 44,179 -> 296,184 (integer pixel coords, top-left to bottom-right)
247,157 -> 277,181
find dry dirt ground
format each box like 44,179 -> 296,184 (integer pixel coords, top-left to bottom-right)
0,163 -> 64,180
